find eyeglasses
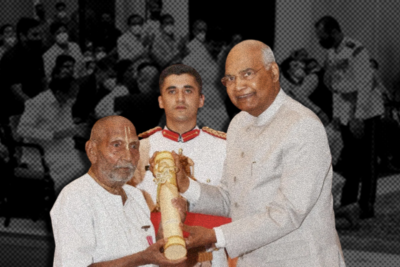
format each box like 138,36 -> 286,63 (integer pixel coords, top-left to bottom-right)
221,67 -> 264,87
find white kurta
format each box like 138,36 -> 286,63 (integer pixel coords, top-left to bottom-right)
51,174 -> 156,267
182,89 -> 345,266
17,90 -> 87,193
135,126 -> 228,267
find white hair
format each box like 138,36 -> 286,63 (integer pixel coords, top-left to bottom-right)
262,46 -> 275,68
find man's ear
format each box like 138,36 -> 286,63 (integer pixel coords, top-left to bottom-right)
85,140 -> 97,164
270,62 -> 280,83
158,95 -> 164,109
198,94 -> 205,108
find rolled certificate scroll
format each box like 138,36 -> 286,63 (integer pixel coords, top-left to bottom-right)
154,151 -> 187,260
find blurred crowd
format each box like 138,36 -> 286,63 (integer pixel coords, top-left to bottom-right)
0,0 -> 243,193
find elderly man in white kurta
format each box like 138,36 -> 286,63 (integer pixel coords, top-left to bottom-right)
50,116 -> 186,267
151,41 -> 346,266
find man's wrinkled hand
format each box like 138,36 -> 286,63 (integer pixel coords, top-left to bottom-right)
180,224 -> 217,250
171,151 -> 190,193
142,238 -> 187,266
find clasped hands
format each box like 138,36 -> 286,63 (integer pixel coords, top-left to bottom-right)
149,151 -> 218,250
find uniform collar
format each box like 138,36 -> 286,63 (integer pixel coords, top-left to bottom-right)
245,88 -> 286,127
162,126 -> 200,143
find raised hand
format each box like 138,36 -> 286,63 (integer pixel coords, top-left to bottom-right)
181,224 -> 217,250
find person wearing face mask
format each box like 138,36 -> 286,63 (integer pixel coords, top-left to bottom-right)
280,57 -> 330,126
95,60 -> 132,119
117,14 -> 149,63
151,14 -> 182,69
17,73 -> 87,194
43,22 -> 83,81
0,18 -> 45,128
115,62 -> 163,135
53,1 -> 70,25
142,0 -> 163,44
315,16 -> 384,225
0,24 -> 16,60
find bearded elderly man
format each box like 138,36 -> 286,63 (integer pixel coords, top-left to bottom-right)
50,115 -> 186,267
151,40 -> 346,266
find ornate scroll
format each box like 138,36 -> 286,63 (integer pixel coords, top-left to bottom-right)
153,151 -> 187,260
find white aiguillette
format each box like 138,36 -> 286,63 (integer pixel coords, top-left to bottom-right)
153,151 -> 187,260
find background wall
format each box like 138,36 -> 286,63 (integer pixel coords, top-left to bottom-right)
274,0 -> 399,90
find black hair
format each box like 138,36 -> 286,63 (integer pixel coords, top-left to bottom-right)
315,16 -> 341,34
55,1 -> 67,10
50,22 -> 67,36
115,59 -> 133,84
127,14 -> 144,26
370,58 -> 379,70
16,17 -> 40,39
51,54 -> 75,79
137,62 -> 159,74
161,14 -> 174,25
280,57 -> 297,85
0,24 -> 12,36
159,64 -> 202,94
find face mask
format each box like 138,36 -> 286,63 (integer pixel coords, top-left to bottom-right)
130,25 -> 142,35
103,78 -> 116,91
319,36 -> 335,49
5,36 -> 16,46
58,11 -> 67,18
56,33 -> 69,44
196,32 -> 206,42
163,25 -> 175,34
96,52 -> 106,60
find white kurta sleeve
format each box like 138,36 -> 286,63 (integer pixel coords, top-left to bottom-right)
17,99 -> 54,141
51,190 -> 96,267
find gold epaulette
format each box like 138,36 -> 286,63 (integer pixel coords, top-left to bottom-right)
202,126 -> 226,140
138,126 -> 162,139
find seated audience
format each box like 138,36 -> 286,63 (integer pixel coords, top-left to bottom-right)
72,59 -> 116,124
95,60 -> 132,118
115,62 -> 162,134
151,14 -> 182,69
0,24 -> 16,60
280,56 -> 330,125
17,60 -> 86,193
43,22 -> 83,80
117,14 -> 148,63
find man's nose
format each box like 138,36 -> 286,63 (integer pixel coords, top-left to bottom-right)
234,78 -> 247,91
176,90 -> 185,102
121,145 -> 133,161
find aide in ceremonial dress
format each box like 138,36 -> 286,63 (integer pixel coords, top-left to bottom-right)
129,64 -> 229,267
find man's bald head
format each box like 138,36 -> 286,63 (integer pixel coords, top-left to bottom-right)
89,115 -> 136,144
227,40 -> 275,69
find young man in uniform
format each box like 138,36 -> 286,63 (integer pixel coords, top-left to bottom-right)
128,64 -> 229,267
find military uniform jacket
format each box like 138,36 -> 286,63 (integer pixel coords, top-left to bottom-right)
131,126 -> 228,266
326,36 -> 384,124
183,89 -> 346,267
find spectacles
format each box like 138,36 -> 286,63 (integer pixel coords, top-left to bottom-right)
221,67 -> 264,87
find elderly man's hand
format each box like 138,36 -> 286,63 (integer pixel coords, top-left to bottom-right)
181,224 -> 217,250
172,196 -> 188,223
149,151 -> 191,193
142,238 -> 187,266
